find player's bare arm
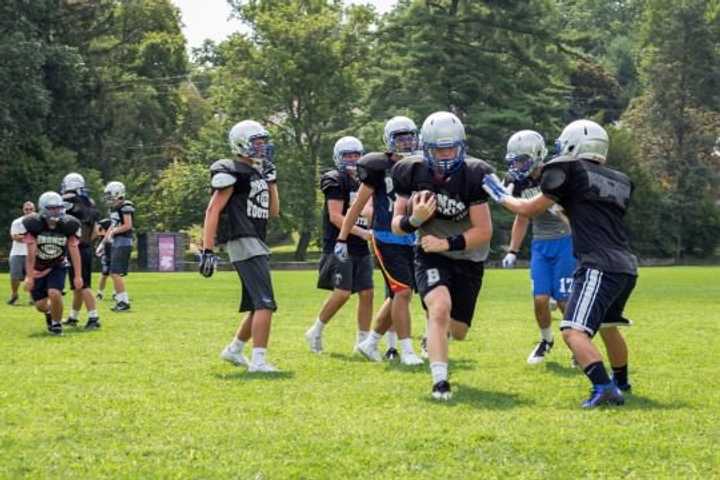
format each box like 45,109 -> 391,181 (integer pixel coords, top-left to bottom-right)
328,198 -> 370,241
202,187 -> 233,251
337,183 -> 374,241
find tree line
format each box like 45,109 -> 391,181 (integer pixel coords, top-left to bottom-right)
2,0 -> 719,260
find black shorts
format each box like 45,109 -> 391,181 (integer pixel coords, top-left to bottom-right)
414,251 -> 484,326
371,238 -> 414,299
110,245 -> 131,276
561,267 -> 637,337
31,265 -> 67,301
101,243 -> 112,276
68,244 -> 93,289
233,255 -> 277,312
317,253 -> 374,293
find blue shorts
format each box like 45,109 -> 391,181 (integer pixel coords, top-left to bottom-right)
530,235 -> 576,301
561,267 -> 637,336
31,265 -> 67,301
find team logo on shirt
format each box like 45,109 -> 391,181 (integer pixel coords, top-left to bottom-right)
36,234 -> 67,260
247,179 -> 270,219
436,193 -> 468,221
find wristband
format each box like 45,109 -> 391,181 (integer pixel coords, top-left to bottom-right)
509,250 -> 519,255
447,234 -> 466,251
399,215 -> 419,233
336,238 -> 347,244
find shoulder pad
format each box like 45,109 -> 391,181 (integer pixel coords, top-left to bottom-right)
543,155 -> 575,167
22,214 -> 44,235
210,158 -> 237,174
464,156 -> 495,177
61,215 -> 82,236
358,152 -> 392,172
210,160 -> 237,189
120,201 -> 135,214
320,169 -> 343,192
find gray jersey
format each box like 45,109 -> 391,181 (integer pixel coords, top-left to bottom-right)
420,215 -> 489,262
226,237 -> 270,263
507,176 -> 571,240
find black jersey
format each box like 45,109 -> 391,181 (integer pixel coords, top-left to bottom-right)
320,168 -> 370,256
23,214 -> 81,271
63,194 -> 99,246
210,159 -> 270,244
110,200 -> 135,239
540,157 -> 637,274
504,174 -> 571,240
392,154 -> 493,261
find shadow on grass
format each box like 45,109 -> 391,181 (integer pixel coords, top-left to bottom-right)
327,352 -> 372,364
27,327 -> 100,339
422,384 -> 534,409
621,393 -> 690,411
544,360 -> 580,378
213,371 -> 295,382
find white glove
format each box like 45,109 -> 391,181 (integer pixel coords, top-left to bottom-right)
502,252 -> 517,269
482,173 -> 511,203
334,240 -> 349,262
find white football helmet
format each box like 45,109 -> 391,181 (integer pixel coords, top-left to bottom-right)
38,191 -> 65,221
555,120 -> 609,164
421,111 -> 466,176
228,120 -> 272,159
505,130 -> 547,181
333,136 -> 364,171
103,181 -> 126,202
61,172 -> 86,194
383,116 -> 419,154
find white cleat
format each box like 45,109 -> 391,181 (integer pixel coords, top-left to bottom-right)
220,346 -> 249,367
400,351 -> 424,366
356,339 -> 382,362
248,362 -> 279,373
305,328 -> 323,353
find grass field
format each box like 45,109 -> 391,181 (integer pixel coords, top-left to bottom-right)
1,267 -> 719,479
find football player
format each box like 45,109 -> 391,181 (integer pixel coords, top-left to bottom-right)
202,120 -> 280,373
94,218 -> 113,301
23,192 -> 83,335
304,136 -> 374,354
335,116 -> 423,365
392,111 -> 494,400
501,131 -> 575,364
61,173 -> 101,329
101,181 -> 134,312
483,119 -> 636,408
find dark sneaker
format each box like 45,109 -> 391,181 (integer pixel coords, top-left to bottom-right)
48,321 -> 63,336
111,301 -> 131,312
601,316 -> 633,328
431,380 -> 452,401
420,336 -> 428,359
582,383 -> 625,409
384,347 -> 399,361
7,294 -> 18,306
63,317 -> 79,327
84,317 -> 101,330
527,339 -> 554,365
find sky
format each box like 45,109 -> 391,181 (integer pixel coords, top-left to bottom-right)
172,0 -> 398,50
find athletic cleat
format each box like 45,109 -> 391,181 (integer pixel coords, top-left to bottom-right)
111,301 -> 131,312
7,294 -> 18,306
63,317 -> 79,327
431,380 -> 452,401
357,340 -> 382,362
400,351 -> 424,366
48,321 -> 63,336
248,362 -> 279,373
420,336 -> 428,359
384,347 -> 400,361
304,328 -> 323,353
601,316 -> 633,328
527,339 -> 554,365
612,377 -> 632,393
84,317 -> 101,330
220,346 -> 249,367
95,291 -> 104,301
581,383 -> 625,408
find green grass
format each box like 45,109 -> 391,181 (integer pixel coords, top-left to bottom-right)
1,267 -> 718,479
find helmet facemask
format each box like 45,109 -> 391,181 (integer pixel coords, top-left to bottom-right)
389,131 -> 419,156
424,141 -> 465,178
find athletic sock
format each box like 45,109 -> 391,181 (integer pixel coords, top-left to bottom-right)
430,362 -> 448,384
229,338 -> 245,353
612,364 -> 629,386
584,361 -> 611,386
540,327 -> 554,343
69,309 -> 80,320
87,309 -> 98,319
399,338 -> 414,355
357,330 -> 369,345
251,348 -> 266,365
311,318 -> 325,336
386,330 -> 398,349
368,331 -> 382,346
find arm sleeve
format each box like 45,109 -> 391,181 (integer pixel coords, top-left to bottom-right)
540,164 -> 570,202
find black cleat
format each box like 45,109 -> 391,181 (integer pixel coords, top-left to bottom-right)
84,317 -> 101,330
111,301 -> 131,312
48,321 -> 63,336
612,376 -> 632,393
7,294 -> 19,306
527,339 -> 554,365
431,380 -> 452,401
582,383 -> 624,408
384,347 -> 399,361
63,317 -> 79,327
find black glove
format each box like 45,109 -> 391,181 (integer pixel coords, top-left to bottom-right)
262,159 -> 277,183
199,249 -> 218,278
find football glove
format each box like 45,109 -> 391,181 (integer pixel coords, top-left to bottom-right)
199,249 -> 218,278
483,173 -> 511,203
334,240 -> 349,263
502,252 -> 517,269
262,159 -> 277,183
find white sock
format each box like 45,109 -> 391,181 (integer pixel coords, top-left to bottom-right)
399,338 -> 414,355
251,348 -> 266,365
357,330 -> 369,345
229,338 -> 245,353
368,331 -> 382,347
70,309 -> 80,320
311,319 -> 325,336
117,292 -> 129,303
88,310 -> 98,318
430,362 -> 448,384
386,330 -> 398,349
540,327 -> 554,343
